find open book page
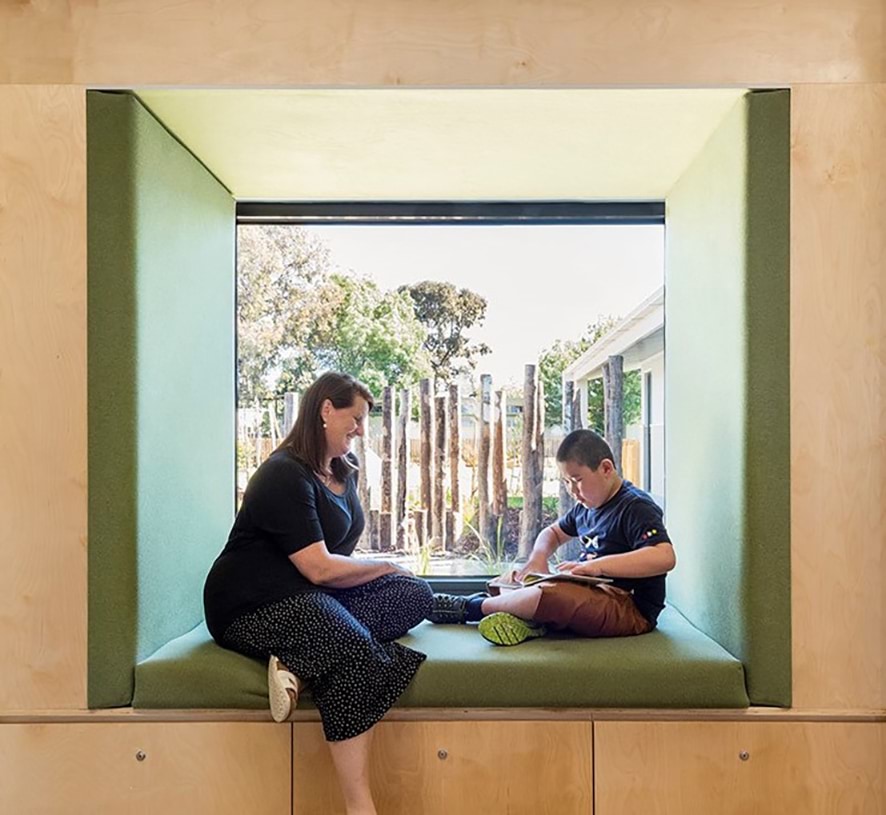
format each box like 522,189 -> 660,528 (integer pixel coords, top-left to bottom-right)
487,571 -> 613,592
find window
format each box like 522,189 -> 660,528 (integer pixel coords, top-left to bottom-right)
236,202 -> 664,577
644,370 -> 653,491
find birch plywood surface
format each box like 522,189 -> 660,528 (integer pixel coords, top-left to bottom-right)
595,721 -> 884,815
0,85 -> 88,711
0,0 -> 883,86
293,720 -> 593,814
0,722 -> 291,815
790,84 -> 886,711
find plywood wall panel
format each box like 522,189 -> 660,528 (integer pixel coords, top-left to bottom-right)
790,84 -> 886,710
293,720 -> 593,814
0,17 -> 884,721
595,721 -> 884,815
0,85 -> 87,711
0,722 -> 291,814
0,0 -> 883,86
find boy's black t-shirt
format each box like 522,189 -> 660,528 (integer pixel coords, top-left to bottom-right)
203,449 -> 364,640
558,480 -> 671,626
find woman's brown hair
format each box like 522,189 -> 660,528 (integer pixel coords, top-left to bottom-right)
277,371 -> 374,481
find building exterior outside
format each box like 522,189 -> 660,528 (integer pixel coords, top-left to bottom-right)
563,287 -> 664,507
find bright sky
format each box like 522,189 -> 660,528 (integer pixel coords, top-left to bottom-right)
308,224 -> 664,388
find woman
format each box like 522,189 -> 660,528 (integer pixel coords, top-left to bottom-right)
204,372 -> 432,815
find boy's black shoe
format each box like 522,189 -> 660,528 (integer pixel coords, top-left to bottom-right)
427,592 -> 487,624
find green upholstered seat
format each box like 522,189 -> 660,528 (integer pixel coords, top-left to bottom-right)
133,607 -> 748,710
133,622 -> 269,710
397,608 -> 748,708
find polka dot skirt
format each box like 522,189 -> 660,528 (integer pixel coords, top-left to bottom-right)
223,573 -> 433,742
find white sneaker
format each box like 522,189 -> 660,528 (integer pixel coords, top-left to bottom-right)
268,655 -> 302,722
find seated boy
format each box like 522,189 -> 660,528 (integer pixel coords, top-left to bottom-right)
427,429 -> 676,645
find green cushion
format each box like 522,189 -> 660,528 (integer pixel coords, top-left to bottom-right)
134,622 -> 269,710
133,607 -> 748,710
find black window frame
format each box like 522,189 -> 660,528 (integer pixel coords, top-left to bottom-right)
235,200 -> 665,593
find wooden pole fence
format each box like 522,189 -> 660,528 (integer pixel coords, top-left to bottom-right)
559,379 -> 575,516
379,386 -> 394,551
283,391 -> 298,435
603,355 -> 624,474
520,364 -> 544,557
448,382 -> 462,545
395,388 -> 410,550
419,378 -> 433,546
477,373 -> 493,547
433,394 -> 447,548
492,388 -> 507,548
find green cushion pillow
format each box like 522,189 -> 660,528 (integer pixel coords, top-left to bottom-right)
134,606 -> 748,710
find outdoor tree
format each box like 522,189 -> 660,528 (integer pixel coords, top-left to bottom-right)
312,274 -> 432,396
539,316 -> 616,426
239,226 -> 433,403
237,224 -> 336,403
399,281 -> 491,385
586,370 -> 641,432
539,316 -> 641,428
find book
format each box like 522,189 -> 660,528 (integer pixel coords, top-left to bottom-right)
487,571 -> 613,592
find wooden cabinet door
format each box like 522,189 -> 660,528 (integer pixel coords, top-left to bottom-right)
595,721 -> 884,815
0,722 -> 291,815
293,720 -> 593,814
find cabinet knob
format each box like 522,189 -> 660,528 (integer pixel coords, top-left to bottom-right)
739,750 -> 750,761
437,749 -> 448,760
135,750 -> 147,762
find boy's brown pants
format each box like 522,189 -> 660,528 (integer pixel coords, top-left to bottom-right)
533,582 -> 652,638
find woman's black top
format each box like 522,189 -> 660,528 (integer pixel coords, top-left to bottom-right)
203,449 -> 364,641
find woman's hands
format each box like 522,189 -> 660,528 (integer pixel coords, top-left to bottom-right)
383,561 -> 415,577
291,542 -> 416,588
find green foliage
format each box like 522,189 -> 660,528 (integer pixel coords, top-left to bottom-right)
311,274 -> 432,396
399,281 -> 491,384
237,225 -> 334,403
587,369 -> 642,432
507,495 -> 560,513
538,316 -> 617,427
539,338 -> 591,427
416,541 -> 432,575
538,316 -> 641,429
237,226 -> 432,403
464,516 -> 508,575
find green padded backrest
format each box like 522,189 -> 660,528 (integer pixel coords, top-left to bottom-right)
88,92 -> 235,707
665,90 -> 791,706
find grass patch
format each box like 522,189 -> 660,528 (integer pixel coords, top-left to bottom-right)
507,496 -> 560,513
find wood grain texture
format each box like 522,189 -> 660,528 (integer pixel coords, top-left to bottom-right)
790,84 -> 886,710
2,706 -> 885,724
0,722 -> 291,814
595,721 -> 884,815
0,13 -> 883,726
293,720 -> 593,814
0,85 -> 87,711
0,0 -> 883,86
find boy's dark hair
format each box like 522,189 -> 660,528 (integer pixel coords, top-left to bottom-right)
556,429 -> 615,471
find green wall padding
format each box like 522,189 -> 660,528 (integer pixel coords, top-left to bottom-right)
88,92 -> 235,707
665,90 -> 791,706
